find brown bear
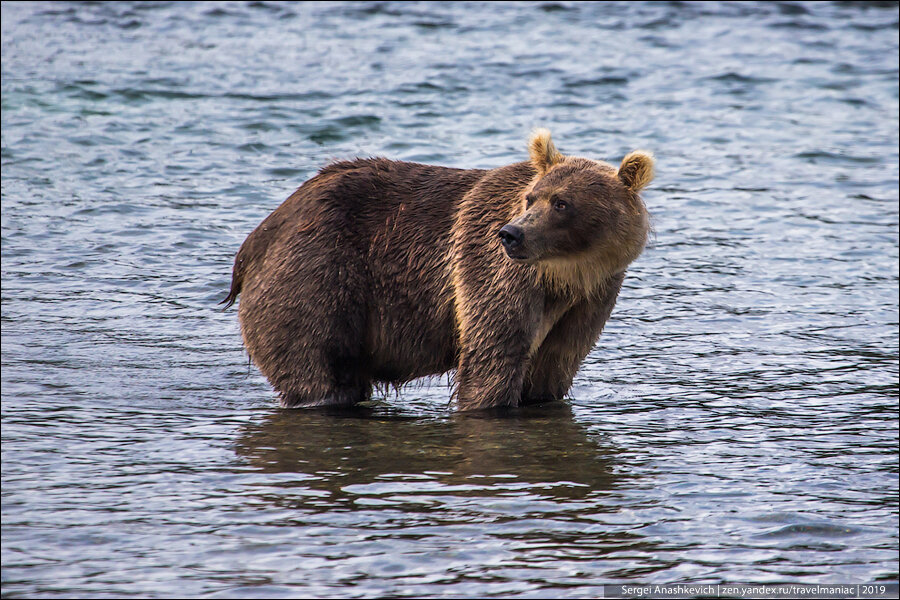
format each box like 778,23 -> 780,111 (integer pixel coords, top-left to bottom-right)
224,129 -> 653,411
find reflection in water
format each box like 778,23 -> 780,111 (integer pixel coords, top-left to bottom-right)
231,404 -> 658,590
235,403 -> 621,499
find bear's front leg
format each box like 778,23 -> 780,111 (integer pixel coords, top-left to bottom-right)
456,335 -> 534,410
453,289 -> 543,411
449,193 -> 546,411
521,340 -> 580,405
522,273 -> 625,405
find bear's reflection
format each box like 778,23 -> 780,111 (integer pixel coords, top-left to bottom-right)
234,402 -> 623,500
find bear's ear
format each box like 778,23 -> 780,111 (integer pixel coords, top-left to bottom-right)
618,151 -> 655,192
528,128 -> 564,176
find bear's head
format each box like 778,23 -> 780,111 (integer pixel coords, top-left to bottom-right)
498,129 -> 653,295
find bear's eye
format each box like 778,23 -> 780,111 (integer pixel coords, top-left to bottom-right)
553,199 -> 568,212
525,193 -> 536,207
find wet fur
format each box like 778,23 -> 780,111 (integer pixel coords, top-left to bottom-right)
226,133 -> 652,410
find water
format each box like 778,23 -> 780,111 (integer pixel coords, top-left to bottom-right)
2,1 -> 898,596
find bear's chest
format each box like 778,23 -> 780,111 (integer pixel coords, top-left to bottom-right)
529,294 -> 574,355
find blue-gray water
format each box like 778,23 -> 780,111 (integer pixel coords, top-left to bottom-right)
2,1 -> 898,597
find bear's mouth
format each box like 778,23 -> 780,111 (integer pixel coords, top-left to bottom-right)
502,246 -> 533,261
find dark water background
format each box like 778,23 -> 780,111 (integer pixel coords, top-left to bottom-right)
2,1 -> 898,597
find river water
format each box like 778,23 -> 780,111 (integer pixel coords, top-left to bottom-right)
2,1 -> 898,597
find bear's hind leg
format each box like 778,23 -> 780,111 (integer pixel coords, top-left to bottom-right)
276,352 -> 372,408
238,243 -> 372,409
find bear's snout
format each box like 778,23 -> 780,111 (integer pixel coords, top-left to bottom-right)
498,224 -> 524,250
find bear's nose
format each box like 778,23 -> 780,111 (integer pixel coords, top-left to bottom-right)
498,224 -> 524,248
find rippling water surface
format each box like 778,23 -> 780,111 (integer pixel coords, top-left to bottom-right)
2,1 -> 898,597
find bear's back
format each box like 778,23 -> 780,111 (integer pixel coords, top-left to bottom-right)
225,158 -> 487,309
